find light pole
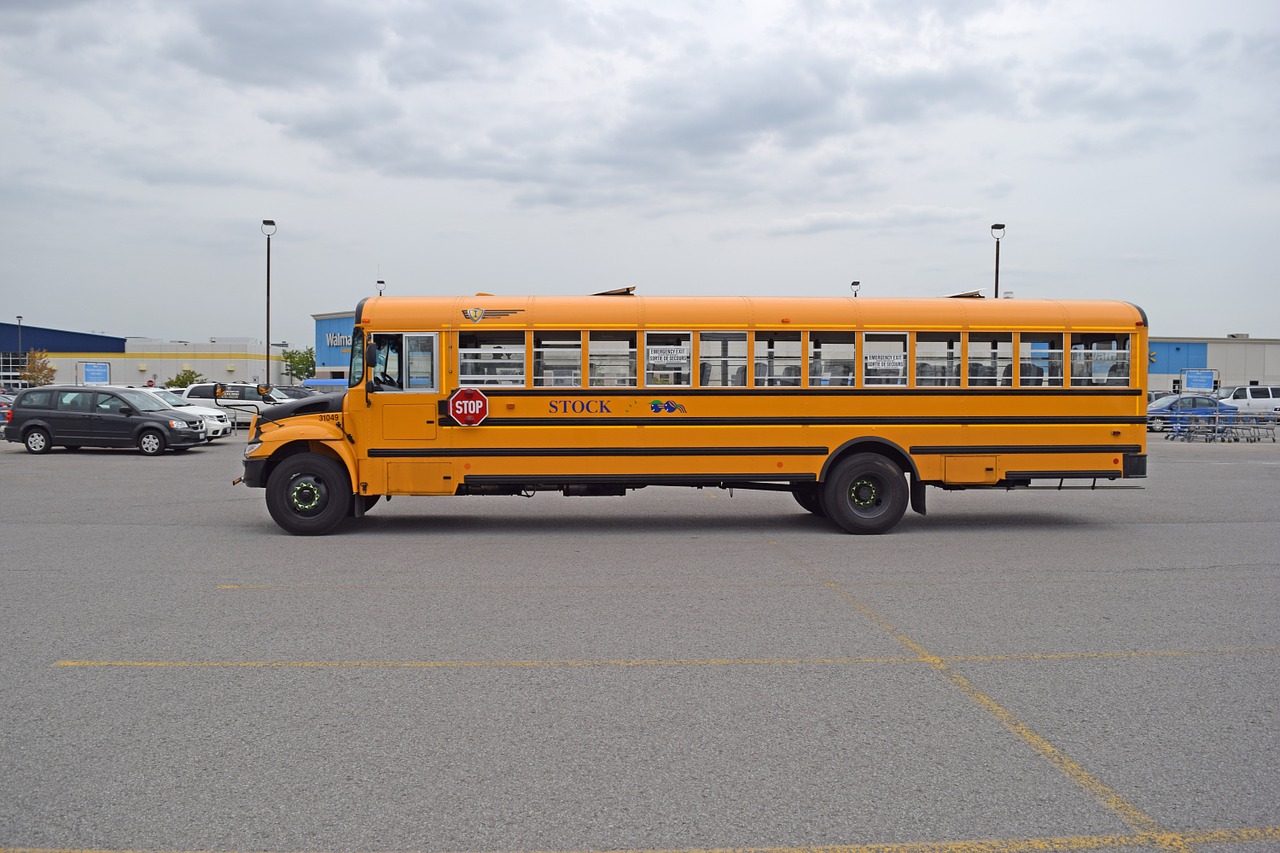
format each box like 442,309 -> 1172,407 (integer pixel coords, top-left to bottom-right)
261,220 -> 276,383
990,223 -> 1005,298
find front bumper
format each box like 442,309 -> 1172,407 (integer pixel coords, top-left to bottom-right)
169,428 -> 206,448
241,457 -> 268,488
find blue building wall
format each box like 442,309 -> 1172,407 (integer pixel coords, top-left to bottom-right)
314,314 -> 355,372
1149,341 -> 1207,376
1,322 -> 125,353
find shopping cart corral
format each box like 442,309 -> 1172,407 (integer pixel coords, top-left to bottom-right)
1166,412 -> 1276,442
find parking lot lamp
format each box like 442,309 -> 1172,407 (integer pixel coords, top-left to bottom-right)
14,315 -> 21,385
261,220 -> 276,383
991,223 -> 1005,298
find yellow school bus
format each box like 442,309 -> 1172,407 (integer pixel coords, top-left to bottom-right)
237,292 -> 1148,535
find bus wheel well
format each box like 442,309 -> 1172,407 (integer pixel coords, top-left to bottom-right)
822,438 -> 916,482
262,441 -> 348,487
821,438 -> 925,516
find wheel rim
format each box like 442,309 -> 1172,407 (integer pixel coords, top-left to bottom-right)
288,474 -> 330,516
847,475 -> 886,517
140,434 -> 161,453
27,432 -> 47,451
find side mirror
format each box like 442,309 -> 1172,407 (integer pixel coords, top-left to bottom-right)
119,406 -> 135,416
364,342 -> 378,393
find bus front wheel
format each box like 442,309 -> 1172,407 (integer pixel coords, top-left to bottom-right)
266,453 -> 352,535
822,453 -> 908,535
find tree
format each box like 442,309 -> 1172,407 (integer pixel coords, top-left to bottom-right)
18,349 -> 56,386
166,368 -> 207,388
281,347 -> 316,381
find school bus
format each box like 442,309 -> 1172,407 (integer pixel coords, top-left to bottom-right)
236,292 -> 1148,535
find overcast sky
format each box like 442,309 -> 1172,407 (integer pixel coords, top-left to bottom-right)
2,0 -> 1277,349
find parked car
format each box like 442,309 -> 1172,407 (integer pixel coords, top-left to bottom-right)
1216,385 -> 1280,415
3,385 -> 205,454
132,387 -> 233,440
273,385 -> 318,399
180,382 -> 290,425
1146,394 -> 1238,432
0,393 -> 13,418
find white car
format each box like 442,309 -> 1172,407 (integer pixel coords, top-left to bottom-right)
1216,385 -> 1280,416
180,382 -> 289,426
135,387 -> 234,440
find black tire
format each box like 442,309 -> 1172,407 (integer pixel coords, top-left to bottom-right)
792,484 -> 827,517
821,453 -> 908,535
138,430 -> 166,455
24,428 -> 52,454
265,453 -> 352,535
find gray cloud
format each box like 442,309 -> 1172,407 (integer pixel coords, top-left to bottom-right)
172,0 -> 386,89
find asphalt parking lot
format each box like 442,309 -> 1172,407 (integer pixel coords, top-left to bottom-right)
0,437 -> 1277,852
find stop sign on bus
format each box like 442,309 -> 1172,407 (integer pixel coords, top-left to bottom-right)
448,388 -> 489,426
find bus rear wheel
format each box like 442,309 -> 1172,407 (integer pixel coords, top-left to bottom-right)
822,453 -> 908,535
792,484 -> 827,517
266,453 -> 352,535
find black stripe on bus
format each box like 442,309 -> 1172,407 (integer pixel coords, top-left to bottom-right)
909,445 -> 1143,455
441,416 -> 1150,427
370,446 -> 829,459
1006,471 -> 1123,480
461,473 -> 816,486
449,387 -> 1144,397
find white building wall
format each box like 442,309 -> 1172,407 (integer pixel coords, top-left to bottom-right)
42,338 -> 292,387
1205,340 -> 1280,386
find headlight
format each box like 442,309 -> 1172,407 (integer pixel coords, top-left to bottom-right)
169,419 -> 189,429
244,442 -> 262,456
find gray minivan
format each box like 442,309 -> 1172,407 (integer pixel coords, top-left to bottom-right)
3,385 -> 206,454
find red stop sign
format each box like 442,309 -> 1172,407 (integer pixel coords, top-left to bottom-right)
448,387 -> 489,426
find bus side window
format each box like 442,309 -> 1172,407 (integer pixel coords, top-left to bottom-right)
755,331 -> 801,387
1070,333 -> 1130,387
588,331 -> 636,387
808,332 -> 856,388
967,333 -> 1013,388
863,333 -> 907,387
533,332 -> 582,387
916,333 -> 961,387
644,332 -> 691,387
459,332 -> 525,386
403,335 -> 437,391
1019,333 -> 1063,387
698,332 -> 748,387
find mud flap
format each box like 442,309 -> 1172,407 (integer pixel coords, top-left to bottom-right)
910,475 -> 927,516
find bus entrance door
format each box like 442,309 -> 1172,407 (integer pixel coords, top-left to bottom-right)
362,332 -> 452,494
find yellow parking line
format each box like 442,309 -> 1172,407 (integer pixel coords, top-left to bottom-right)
814,580 -> 1176,841
216,580 -> 816,591
53,656 -> 921,669
52,647 -> 1277,670
2,825 -> 1277,853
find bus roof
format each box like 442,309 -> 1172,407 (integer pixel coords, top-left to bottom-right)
356,295 -> 1147,332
